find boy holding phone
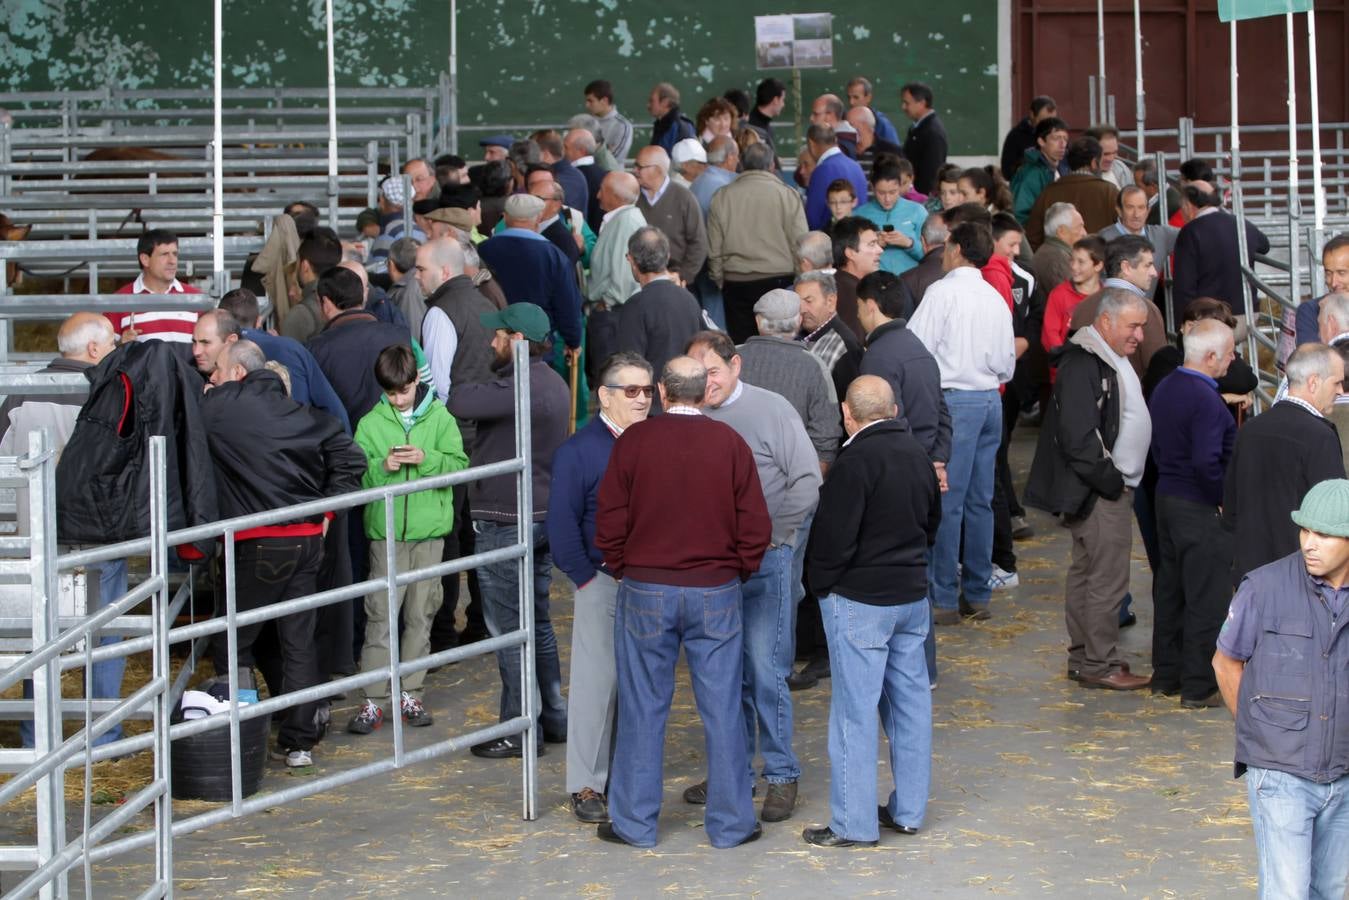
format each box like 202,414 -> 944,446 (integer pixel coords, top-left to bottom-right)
349,344 -> 469,733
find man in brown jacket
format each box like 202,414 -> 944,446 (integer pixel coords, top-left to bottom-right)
708,142 -> 809,342
1025,137 -> 1119,249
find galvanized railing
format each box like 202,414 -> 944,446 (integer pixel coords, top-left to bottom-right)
0,339 -> 539,898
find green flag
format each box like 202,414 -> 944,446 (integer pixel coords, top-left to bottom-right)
1218,0 -> 1312,22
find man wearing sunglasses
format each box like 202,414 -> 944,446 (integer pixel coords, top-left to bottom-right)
548,352 -> 655,825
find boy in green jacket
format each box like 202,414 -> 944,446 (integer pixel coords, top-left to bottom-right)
348,345 -> 469,733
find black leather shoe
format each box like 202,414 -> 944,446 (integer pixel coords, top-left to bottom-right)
787,669 -> 819,691
1119,612 -> 1138,628
597,822 -> 638,845
470,736 -> 544,759
733,823 -> 764,847
878,805 -> 919,835
802,826 -> 876,848
543,725 -> 568,744
572,789 -> 609,824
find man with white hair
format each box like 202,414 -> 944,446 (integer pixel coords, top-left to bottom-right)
477,193 -> 583,351
564,127 -> 607,232
900,213 -> 949,308
689,135 -> 738,218
1147,319 -> 1237,708
3,312 -> 127,750
1025,288 -> 1153,691
737,288 -> 841,470
845,104 -> 903,165
1030,201 -> 1085,327
633,145 -> 707,286
794,231 -> 835,275
1225,343 -> 1347,584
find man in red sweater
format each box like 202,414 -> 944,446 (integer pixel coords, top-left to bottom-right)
594,355 -> 771,849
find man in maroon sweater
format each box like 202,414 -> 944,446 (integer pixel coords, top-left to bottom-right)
594,355 -> 772,849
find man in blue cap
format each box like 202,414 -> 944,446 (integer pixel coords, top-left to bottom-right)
479,135 -> 513,163
447,303 -> 572,758
1214,477 -> 1349,900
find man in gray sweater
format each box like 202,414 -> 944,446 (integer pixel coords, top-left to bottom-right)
736,288 -> 840,470
634,145 -> 708,285
615,227 -> 706,380
684,329 -> 822,825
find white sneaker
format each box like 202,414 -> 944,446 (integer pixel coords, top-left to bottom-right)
988,567 -> 1020,590
270,748 -> 313,768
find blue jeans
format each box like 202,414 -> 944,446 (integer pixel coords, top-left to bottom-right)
609,578 -> 757,848
1247,766 -> 1349,900
740,543 -> 800,784
820,594 -> 932,841
923,547 -> 937,684
929,390 -> 1001,611
473,521 -> 566,734
23,559 -> 128,749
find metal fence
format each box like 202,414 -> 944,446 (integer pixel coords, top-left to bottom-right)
0,340 -> 540,898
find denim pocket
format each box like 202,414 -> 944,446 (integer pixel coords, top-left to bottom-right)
846,603 -> 895,650
702,583 -> 742,639
621,584 -> 666,641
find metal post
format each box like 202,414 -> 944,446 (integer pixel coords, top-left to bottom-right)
1307,9 -> 1327,293
1088,75 -> 1099,126
512,338 -> 537,821
148,435 -> 175,897
402,174 -> 414,236
385,494 -> 405,766
224,529 -> 243,816
1155,150 -> 1175,334
1096,0 -> 1107,123
212,0 -> 225,295
366,140 -> 379,210
1230,20 -> 1257,369
448,0 -> 459,154
1133,0 -> 1145,156
26,429 -> 67,900
1284,13 -> 1302,311
325,0 -> 340,232
1106,94 -> 1116,127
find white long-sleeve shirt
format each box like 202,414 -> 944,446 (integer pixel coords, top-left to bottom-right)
420,306 -> 458,403
905,266 -> 1016,391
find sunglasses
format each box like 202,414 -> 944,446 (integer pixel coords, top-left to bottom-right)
604,383 -> 655,399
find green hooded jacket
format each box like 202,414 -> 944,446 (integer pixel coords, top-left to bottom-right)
1011,148 -> 1056,225
355,385 -> 469,542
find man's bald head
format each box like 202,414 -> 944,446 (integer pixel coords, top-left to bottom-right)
843,375 -> 898,435
57,312 -> 117,364
337,258 -> 370,300
659,355 -> 708,407
600,171 -> 641,213
563,128 -> 596,161
634,146 -> 670,193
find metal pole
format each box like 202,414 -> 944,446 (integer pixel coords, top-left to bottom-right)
1133,0 -> 1145,156
325,0 -> 340,231
1230,20 -> 1257,369
385,494 -> 405,766
449,0 -> 459,154
212,0 -> 226,297
148,435 -> 175,898
402,174 -> 414,236
1307,9 -> 1327,294
1089,75 -> 1099,126
1284,13 -> 1302,311
1156,149 -> 1175,334
512,338 -> 537,822
1096,0 -> 1107,123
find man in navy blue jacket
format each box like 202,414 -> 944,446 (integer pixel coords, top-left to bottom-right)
1147,319 -> 1237,709
478,194 -> 584,352
805,125 -> 869,231
1171,184 -> 1270,318
546,352 -> 653,824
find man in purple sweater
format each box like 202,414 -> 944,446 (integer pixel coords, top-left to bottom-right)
804,125 -> 869,231
1147,319 -> 1237,708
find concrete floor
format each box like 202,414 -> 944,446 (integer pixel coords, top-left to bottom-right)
4,433 -> 1259,898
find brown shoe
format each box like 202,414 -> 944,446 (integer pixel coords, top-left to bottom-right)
1080,669 -> 1151,691
1180,690 -> 1223,709
933,609 -> 961,627
762,781 -> 798,822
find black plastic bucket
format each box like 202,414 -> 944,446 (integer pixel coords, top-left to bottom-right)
169,704 -> 271,802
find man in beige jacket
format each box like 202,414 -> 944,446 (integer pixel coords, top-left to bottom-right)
707,142 -> 809,342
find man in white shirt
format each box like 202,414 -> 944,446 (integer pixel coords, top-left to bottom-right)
906,222 -> 1016,625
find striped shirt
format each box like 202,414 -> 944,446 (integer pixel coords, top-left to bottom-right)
107,274 -> 204,344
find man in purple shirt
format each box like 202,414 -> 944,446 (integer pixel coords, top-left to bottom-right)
1147,319 -> 1236,708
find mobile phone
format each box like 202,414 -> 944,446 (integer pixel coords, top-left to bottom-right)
883,224 -> 895,232
392,445 -> 414,453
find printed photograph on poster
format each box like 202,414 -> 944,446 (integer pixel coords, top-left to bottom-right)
754,13 -> 833,70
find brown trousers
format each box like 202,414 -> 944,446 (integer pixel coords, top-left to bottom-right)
1065,489 -> 1133,678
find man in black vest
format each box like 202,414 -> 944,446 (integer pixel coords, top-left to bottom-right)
1213,478 -> 1349,899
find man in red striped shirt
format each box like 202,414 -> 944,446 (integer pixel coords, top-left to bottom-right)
107,229 -> 203,344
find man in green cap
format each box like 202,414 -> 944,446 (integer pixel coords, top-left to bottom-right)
1213,477 -> 1349,899
446,303 -> 572,758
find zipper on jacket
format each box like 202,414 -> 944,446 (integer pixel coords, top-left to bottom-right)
1250,693 -> 1312,703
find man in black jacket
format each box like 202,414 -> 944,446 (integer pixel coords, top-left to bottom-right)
202,340 -> 366,767
1171,184 -> 1271,317
899,82 -> 948,196
1223,343 -> 1345,584
1000,95 -> 1057,180
1025,289 -> 1153,692
615,226 -> 704,381
801,376 -> 940,848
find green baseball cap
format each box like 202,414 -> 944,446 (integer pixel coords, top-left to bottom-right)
1291,478 -> 1349,538
480,303 -> 552,342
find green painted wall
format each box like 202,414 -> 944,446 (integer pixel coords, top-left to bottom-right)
0,0 -> 1001,153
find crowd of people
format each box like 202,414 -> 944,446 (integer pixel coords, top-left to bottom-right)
5,72 -> 1349,895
